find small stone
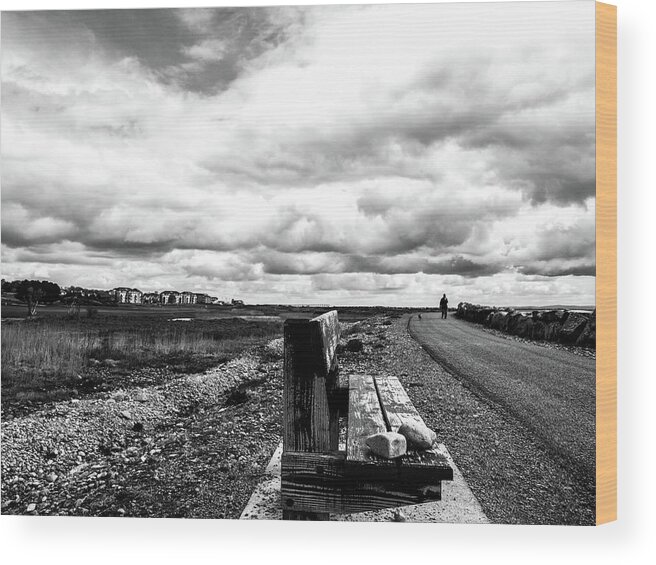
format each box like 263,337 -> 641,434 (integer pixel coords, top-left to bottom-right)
398,422 -> 437,450
346,339 -> 363,352
120,410 -> 132,420
46,473 -> 58,483
365,432 -> 407,459
134,392 -> 148,403
392,509 -> 407,522
26,503 -> 36,513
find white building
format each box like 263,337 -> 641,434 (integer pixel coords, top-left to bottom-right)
181,291 -> 197,305
113,287 -> 143,304
160,291 -> 181,305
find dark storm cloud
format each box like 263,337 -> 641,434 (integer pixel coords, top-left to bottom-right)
519,263 -> 596,277
261,251 -> 502,278
2,8 -> 302,95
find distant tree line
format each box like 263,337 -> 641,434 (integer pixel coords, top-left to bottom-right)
2,279 -> 62,303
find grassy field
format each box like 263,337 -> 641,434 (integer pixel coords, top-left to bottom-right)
1,302 -> 408,321
1,313 -> 283,406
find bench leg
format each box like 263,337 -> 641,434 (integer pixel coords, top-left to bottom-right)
283,510 -> 329,521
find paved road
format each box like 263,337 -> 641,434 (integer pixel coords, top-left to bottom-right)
409,312 -> 595,491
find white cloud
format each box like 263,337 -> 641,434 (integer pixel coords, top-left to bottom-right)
182,39 -> 227,62
1,3 -> 596,306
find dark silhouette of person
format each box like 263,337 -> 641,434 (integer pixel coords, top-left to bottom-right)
440,294 -> 448,319
418,313 -> 422,320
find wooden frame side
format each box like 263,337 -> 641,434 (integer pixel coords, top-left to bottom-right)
595,1 -> 617,526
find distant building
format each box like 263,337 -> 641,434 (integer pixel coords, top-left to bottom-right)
68,286 -> 89,297
231,299 -> 245,306
195,293 -> 218,304
181,291 -> 197,305
160,291 -> 181,305
113,287 -> 143,304
142,292 -> 159,304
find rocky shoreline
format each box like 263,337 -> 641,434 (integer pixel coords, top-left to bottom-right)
455,302 -> 596,349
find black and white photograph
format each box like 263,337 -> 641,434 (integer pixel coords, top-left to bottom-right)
1,1 -> 599,525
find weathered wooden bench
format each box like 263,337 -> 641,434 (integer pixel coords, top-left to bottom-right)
281,310 -> 453,520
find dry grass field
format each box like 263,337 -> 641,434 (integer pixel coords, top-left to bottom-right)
1,313 -> 283,407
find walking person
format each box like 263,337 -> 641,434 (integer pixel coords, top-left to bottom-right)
440,293 -> 448,319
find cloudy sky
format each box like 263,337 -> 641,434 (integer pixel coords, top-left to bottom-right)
1,2 -> 596,306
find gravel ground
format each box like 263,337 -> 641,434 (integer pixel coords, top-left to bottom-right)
1,348 -> 283,518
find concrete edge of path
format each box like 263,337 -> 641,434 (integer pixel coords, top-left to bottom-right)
240,442 -> 489,523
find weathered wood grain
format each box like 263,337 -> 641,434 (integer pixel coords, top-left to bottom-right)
283,319 -> 332,454
375,375 -> 454,473
374,374 -> 427,432
282,317 -> 335,519
346,374 -> 388,463
281,451 -> 443,514
282,311 -> 341,519
310,310 -> 340,375
346,374 -> 453,476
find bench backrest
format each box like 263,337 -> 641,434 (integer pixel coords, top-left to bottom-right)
283,310 -> 340,453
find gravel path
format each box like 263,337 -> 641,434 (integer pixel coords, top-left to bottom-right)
408,312 -> 596,493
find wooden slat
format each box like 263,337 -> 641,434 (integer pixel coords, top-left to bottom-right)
283,319 -> 332,454
374,374 -> 425,432
282,312 -> 339,519
282,452 -> 442,515
310,310 -> 339,374
346,374 -> 388,463
374,375 -> 453,472
346,374 -> 453,477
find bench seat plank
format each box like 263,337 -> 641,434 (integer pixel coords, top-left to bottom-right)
374,375 -> 453,475
346,374 -> 387,463
374,374 -> 426,432
346,374 -> 453,479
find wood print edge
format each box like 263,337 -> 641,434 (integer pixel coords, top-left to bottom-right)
595,0 -> 617,526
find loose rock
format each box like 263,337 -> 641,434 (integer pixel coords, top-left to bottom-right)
346,339 -> 364,352
398,421 -> 437,450
365,432 -> 407,459
392,509 -> 407,522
